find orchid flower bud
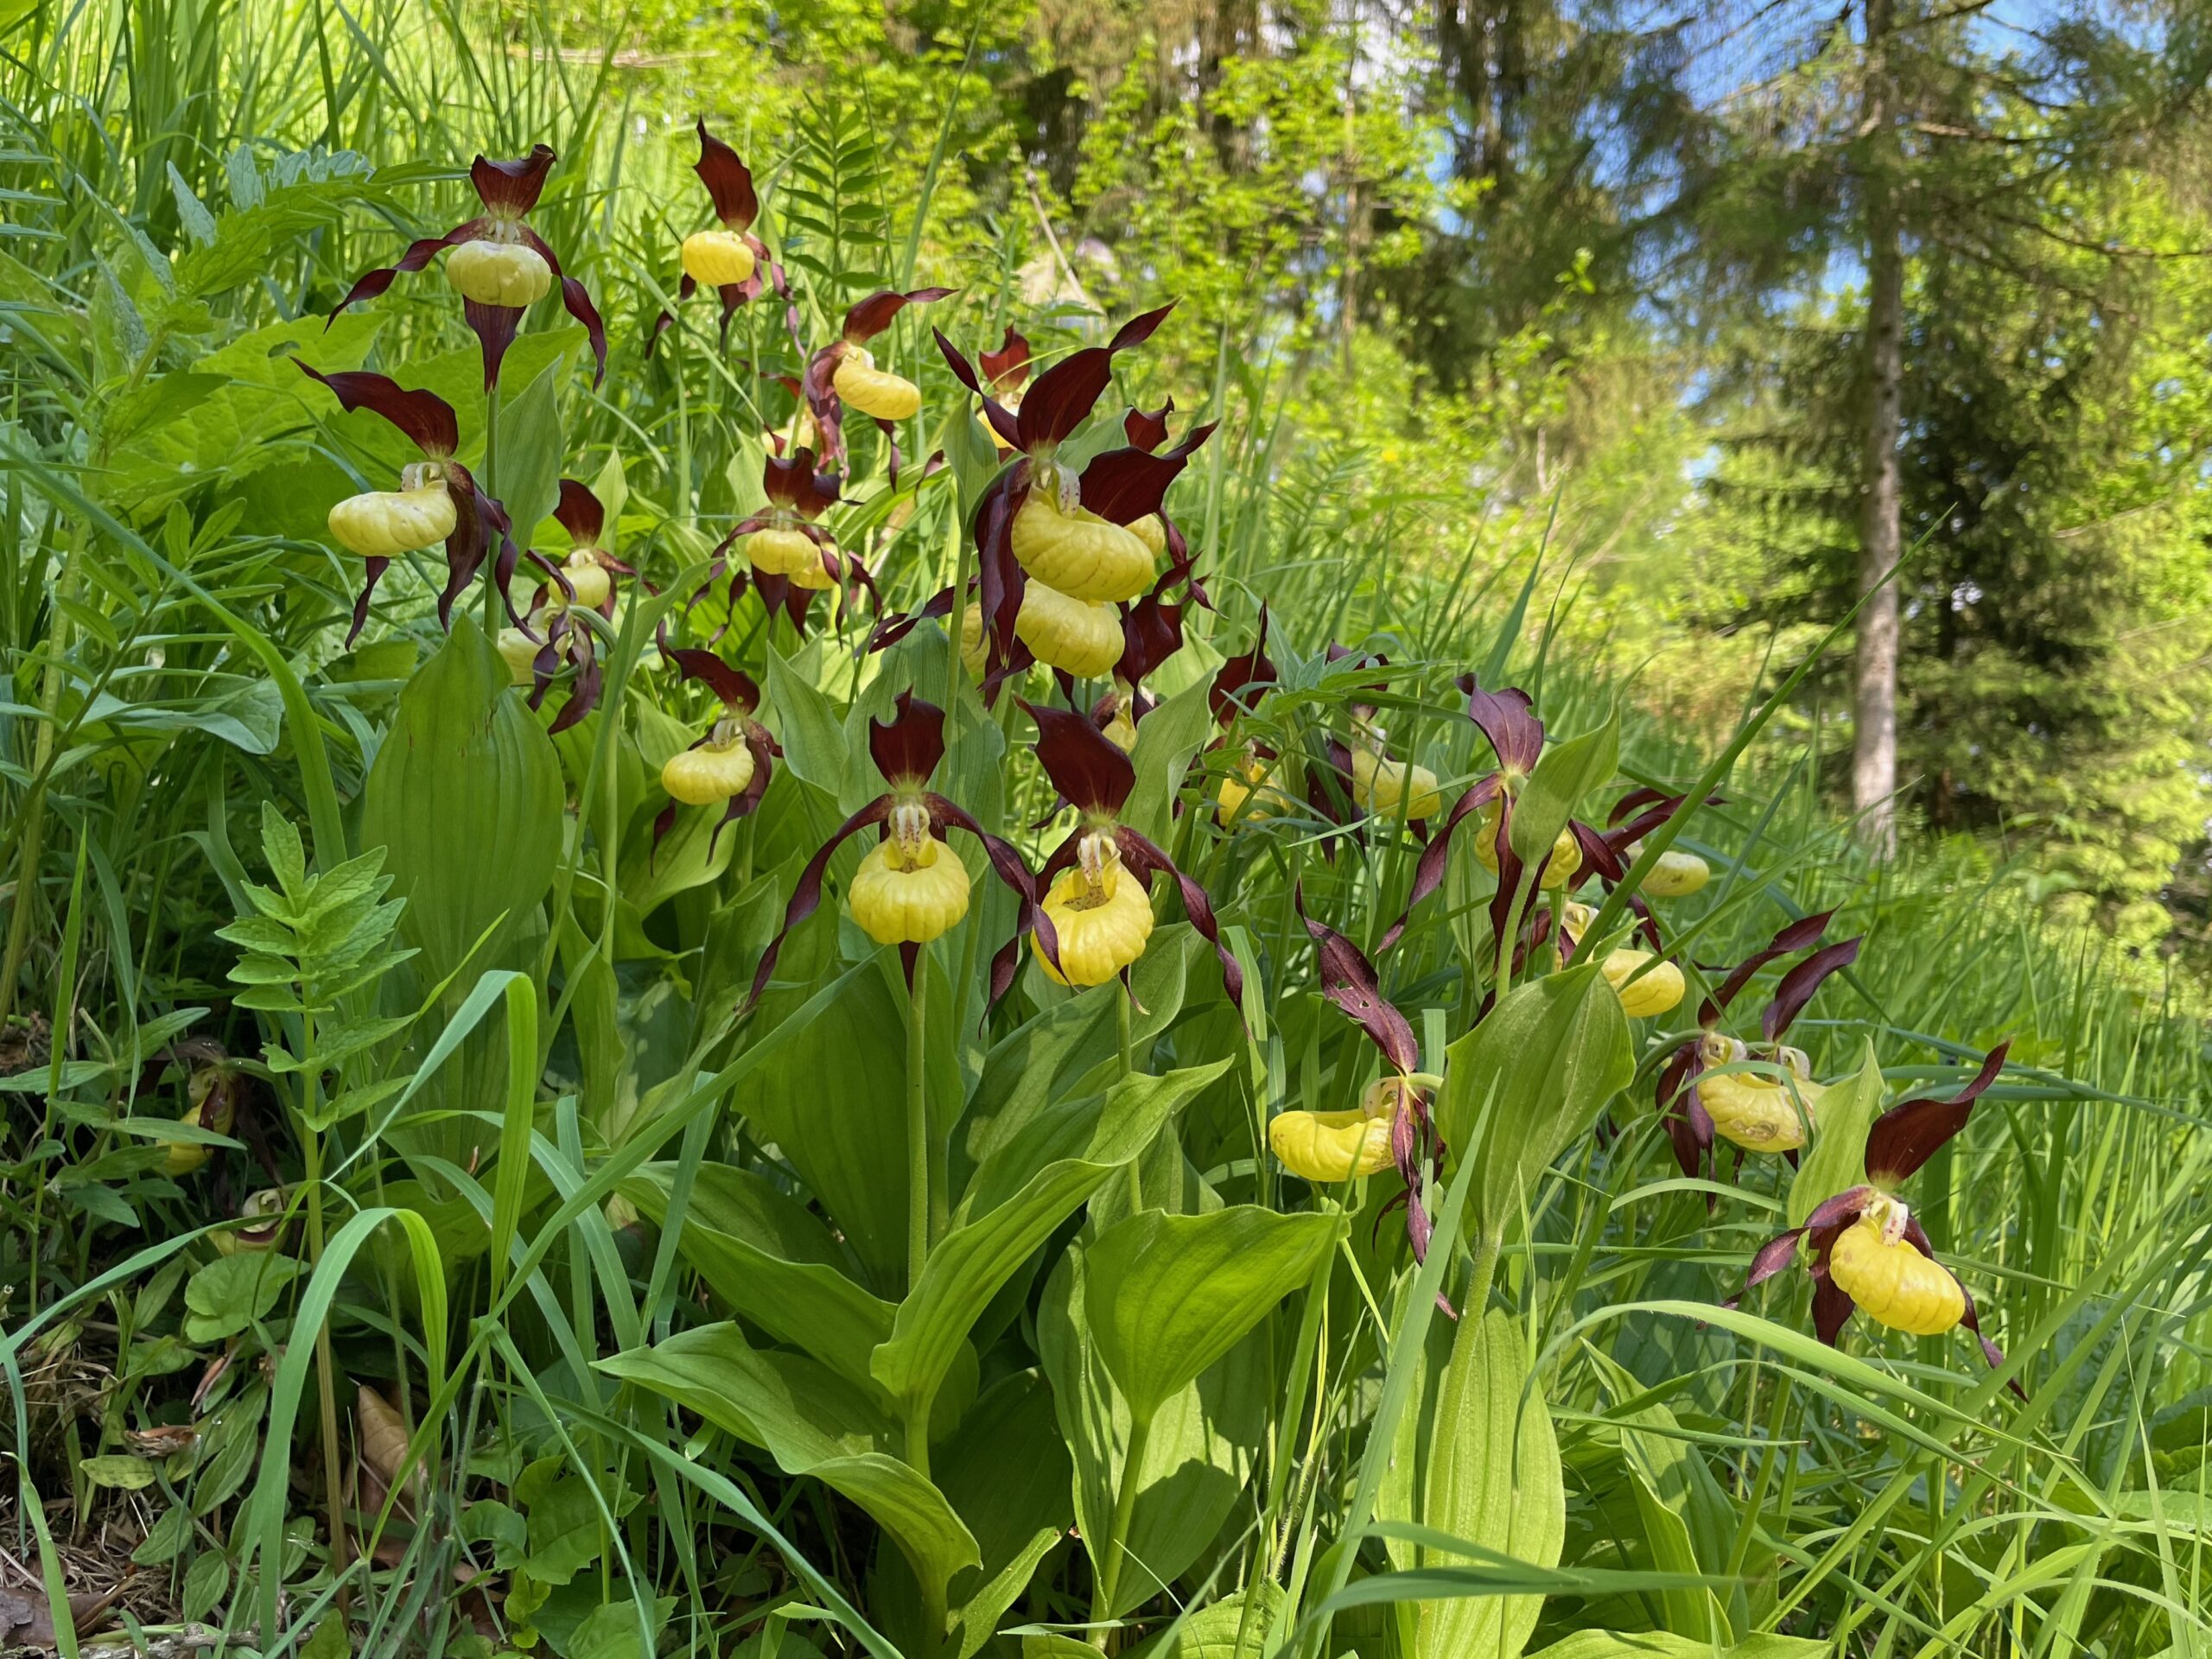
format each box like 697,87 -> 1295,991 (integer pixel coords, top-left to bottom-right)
1696,1033 -> 1822,1153
446,236 -> 555,308
327,477 -> 457,560
1015,581 -> 1123,679
681,229 -> 758,288
662,731 -> 758,805
1352,748 -> 1443,822
1035,830 -> 1154,986
1826,1195 -> 1966,1336
848,799 -> 973,945
213,1186 -> 290,1255
1474,799 -> 1580,886
1009,488 -> 1155,603
1602,949 -> 1684,1016
832,346 -> 922,422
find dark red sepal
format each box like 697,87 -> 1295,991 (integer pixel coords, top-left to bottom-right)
1118,582 -> 1185,694
1456,676 -> 1544,773
1025,700 -> 1135,816
691,120 -> 758,230
346,556 -> 391,648
762,448 -> 842,519
1374,773 -> 1501,954
870,693 -> 946,785
1078,422 -> 1217,524
1702,911 -> 1836,1025
326,221 -> 489,321
665,646 -> 761,715
1811,1277 -> 1856,1346
981,327 -> 1032,390
1865,1042 -> 2009,1185
291,360 -> 460,457
842,287 -> 956,345
471,146 -> 556,215
1210,608 -> 1277,726
1014,303 -> 1174,451
1125,400 -> 1173,451
1761,936 -> 1861,1041
555,480 -> 606,547
1295,887 -> 1418,1074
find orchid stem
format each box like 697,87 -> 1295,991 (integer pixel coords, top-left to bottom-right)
1118,979 -> 1142,1213
906,951 -> 930,1294
1092,1409 -> 1152,1635
482,375 -> 503,638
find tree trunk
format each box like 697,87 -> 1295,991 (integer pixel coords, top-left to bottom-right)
1854,0 -> 1904,855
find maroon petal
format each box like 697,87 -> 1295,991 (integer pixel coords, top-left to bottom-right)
1704,910 -> 1837,1023
1608,785 -> 1669,828
1117,827 -> 1243,1009
1124,399 -> 1173,451
1374,774 -> 1501,955
664,646 -> 760,714
471,146 -> 556,215
762,448 -> 842,518
934,329 -> 1024,448
291,360 -> 460,457
1742,1227 -> 1808,1295
1024,699 -> 1135,816
548,648 -> 601,735
1865,1042 -> 2009,1186
1015,302 -> 1174,452
1456,676 -> 1544,773
1295,887 -> 1418,1074
1569,820 -> 1624,885
555,480 -> 605,547
1803,1185 -> 1877,1236
868,692 -> 947,785
326,219 -> 491,321
1484,787 -> 1529,954
1118,585 -> 1185,692
691,119 -> 758,230
741,797 -> 895,1014
461,298 -> 524,393
559,275 -> 608,387
842,286 -> 957,345
1209,608 -> 1277,726
1811,1277 -> 1857,1347
980,327 -> 1033,390
345,556 -> 391,648
1761,936 -> 1862,1041
1078,422 -> 1217,525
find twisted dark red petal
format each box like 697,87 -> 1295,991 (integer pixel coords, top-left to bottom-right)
1118,827 -> 1243,1011
1014,302 -> 1174,452
742,797 -> 894,1014
291,360 -> 461,457
1703,910 -> 1836,1023
1375,773 -> 1501,955
1762,936 -> 1862,1041
1295,886 -> 1418,1073
842,286 -> 956,345
1865,1041 -> 2009,1185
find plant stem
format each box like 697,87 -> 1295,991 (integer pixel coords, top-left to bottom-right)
1118,979 -> 1142,1213
299,1008 -> 350,1602
481,374 -> 504,637
906,953 -> 930,1294
1092,1409 -> 1152,1632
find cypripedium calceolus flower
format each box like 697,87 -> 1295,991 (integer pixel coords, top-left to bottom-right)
1020,703 -> 1242,1002
1274,894 -> 1446,1268
1205,609 -> 1292,827
976,327 -> 1032,453
1548,902 -> 1685,1018
654,648 -> 780,855
937,308 -> 1214,682
646,121 -> 785,355
153,1040 -> 238,1178
1086,556 -> 1205,753
293,363 -> 532,645
745,694 -> 1040,1001
698,448 -> 874,639
801,287 -> 954,480
1734,1044 -> 2019,1390
327,145 -> 606,392
1604,786 -> 1722,899
213,1186 -> 293,1256
506,480 -> 636,733
1655,912 -> 1861,1182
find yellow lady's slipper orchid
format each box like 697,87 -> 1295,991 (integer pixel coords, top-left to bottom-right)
848,831 -> 971,945
747,526 -> 824,581
1603,949 -> 1684,1017
556,548 -> 611,610
327,480 -> 456,560
662,740 -> 757,806
1351,749 -> 1442,821
1697,1033 -> 1822,1153
1269,1109 -> 1393,1183
162,1102 -> 212,1177
832,347 -> 921,421
1474,800 -> 1581,887
1827,1198 -> 1966,1336
1638,846 -> 1711,897
1015,582 -> 1123,679
498,628 -> 540,686
1009,492 -> 1155,603
958,604 -> 988,677
1217,755 -> 1285,825
445,238 -> 554,308
681,228 -> 757,288
1102,701 -> 1138,753
1035,855 -> 1154,987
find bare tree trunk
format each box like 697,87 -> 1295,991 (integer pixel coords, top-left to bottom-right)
1854,0 -> 1904,855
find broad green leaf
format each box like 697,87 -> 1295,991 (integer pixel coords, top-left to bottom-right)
80,1455 -> 156,1491
601,1325 -> 981,1600
869,1060 -> 1228,1415
1122,678 -> 1214,847
1084,1203 -> 1344,1426
765,645 -> 849,798
623,1163 -> 894,1394
182,1251 -> 303,1343
498,359 -> 566,542
1508,712 -> 1617,869
1786,1037 -> 1884,1227
1438,961 -> 1633,1245
1127,1586 -> 1285,1659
